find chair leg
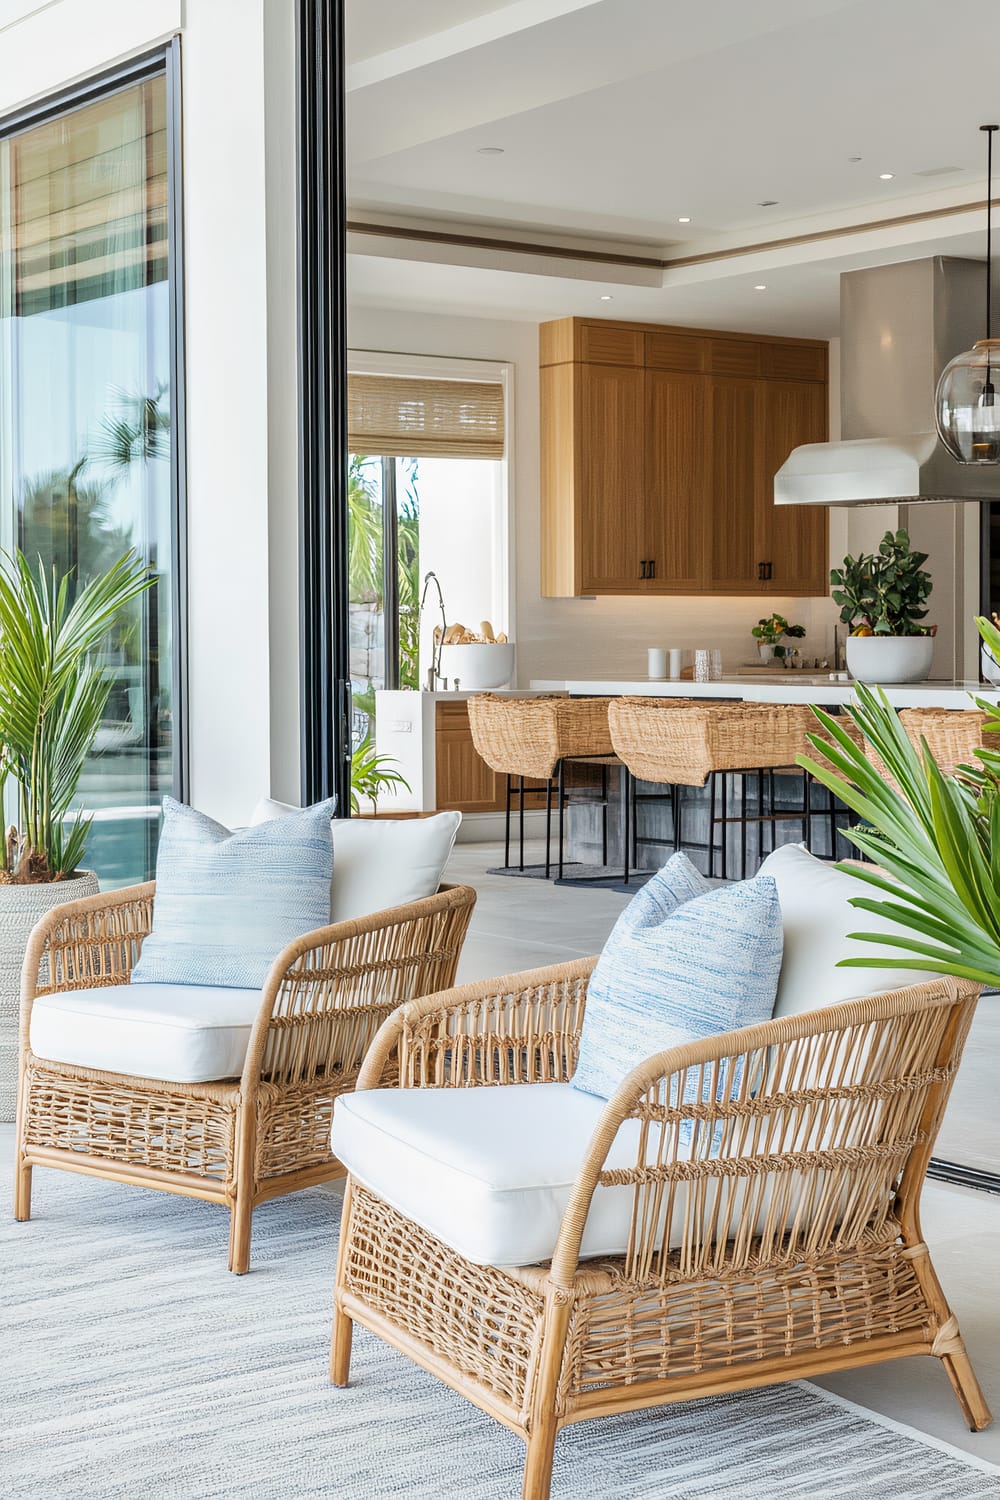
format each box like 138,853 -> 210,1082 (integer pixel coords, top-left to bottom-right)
227,1192 -> 254,1275
13,1065 -> 32,1221
331,1179 -> 357,1387
518,775 -> 526,871
557,761 -> 566,881
544,776 -> 553,879
521,1296 -> 571,1500
504,775 -> 513,869
621,767 -> 630,887
522,1415 -> 560,1500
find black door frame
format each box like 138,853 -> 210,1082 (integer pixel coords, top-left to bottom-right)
296,0 -> 351,813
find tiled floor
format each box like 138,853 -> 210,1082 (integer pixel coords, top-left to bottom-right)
446,838 -> 1000,1462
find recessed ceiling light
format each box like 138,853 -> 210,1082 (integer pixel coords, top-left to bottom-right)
848,156 -> 863,163
677,216 -> 691,223
879,171 -> 895,180
477,146 -> 504,155
599,294 -> 614,301
757,200 -> 779,207
754,284 -> 767,291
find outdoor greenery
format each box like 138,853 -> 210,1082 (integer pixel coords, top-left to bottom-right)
0,551 -> 154,882
349,741 -> 411,815
348,455 -> 420,689
751,612 -> 805,657
830,528 -> 932,636
797,614 -> 1000,988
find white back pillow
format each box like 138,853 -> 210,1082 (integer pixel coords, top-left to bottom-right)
251,800 -> 461,922
757,844 -> 928,1018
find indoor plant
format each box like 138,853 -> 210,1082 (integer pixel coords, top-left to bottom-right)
797,614 -> 1000,989
830,529 -> 934,684
751,613 -> 805,664
0,549 -> 152,1119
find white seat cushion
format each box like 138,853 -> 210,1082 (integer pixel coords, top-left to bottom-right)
333,1085 -> 817,1269
29,983 -> 262,1084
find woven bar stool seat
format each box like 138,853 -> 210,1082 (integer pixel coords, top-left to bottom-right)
609,699 -> 830,877
864,707 -> 1000,792
468,694 -> 626,880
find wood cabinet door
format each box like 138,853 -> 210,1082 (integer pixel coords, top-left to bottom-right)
578,362 -> 646,593
643,369 -> 705,591
435,703 -> 506,813
705,377 -> 763,591
758,380 -> 829,594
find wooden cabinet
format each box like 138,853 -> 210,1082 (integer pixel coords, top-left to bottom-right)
435,702 -> 507,813
540,316 -> 829,598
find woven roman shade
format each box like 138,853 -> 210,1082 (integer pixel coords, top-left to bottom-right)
347,374 -> 504,459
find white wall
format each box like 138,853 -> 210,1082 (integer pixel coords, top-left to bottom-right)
349,304 -> 841,685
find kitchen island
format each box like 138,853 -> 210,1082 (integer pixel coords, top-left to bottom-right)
529,674 -> 1000,708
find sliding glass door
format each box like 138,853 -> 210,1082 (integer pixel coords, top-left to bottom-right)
0,56 -> 181,884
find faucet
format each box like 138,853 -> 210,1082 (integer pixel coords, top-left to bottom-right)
419,571 -> 448,690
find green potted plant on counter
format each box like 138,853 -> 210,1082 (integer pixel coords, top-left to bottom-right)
797,614 -> 1000,989
0,549 -> 153,1120
751,613 -> 805,664
830,528 -> 934,684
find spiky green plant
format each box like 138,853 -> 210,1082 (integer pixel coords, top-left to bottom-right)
0,551 -> 154,882
349,740 -> 410,816
797,617 -> 1000,987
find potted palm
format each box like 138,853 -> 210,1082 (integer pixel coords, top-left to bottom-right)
0,550 -> 152,1119
831,529 -> 935,684
797,614 -> 1000,989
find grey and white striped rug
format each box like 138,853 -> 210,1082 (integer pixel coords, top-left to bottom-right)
3,1165 -> 999,1500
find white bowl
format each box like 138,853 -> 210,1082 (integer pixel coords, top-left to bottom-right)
845,635 -> 934,685
439,642 -> 515,690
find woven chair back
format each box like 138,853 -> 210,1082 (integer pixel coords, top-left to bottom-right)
608,698 -> 817,785
864,708 -> 1000,787
467,694 -> 614,780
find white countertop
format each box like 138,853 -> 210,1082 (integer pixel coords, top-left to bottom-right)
528,675 -> 1000,708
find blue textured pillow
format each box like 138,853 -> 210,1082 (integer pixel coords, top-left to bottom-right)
572,874 -> 783,1101
133,797 -> 337,990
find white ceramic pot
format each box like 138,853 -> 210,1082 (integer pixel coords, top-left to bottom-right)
757,643 -> 776,663
0,869 -> 99,1122
439,641 -> 515,690
845,635 -> 934,685
981,641 -> 1000,687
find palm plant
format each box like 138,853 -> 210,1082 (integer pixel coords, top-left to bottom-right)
0,551 -> 153,882
798,615 -> 1000,987
349,740 -> 410,815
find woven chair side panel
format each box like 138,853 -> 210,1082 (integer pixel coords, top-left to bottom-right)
587,994 -> 964,1287
34,894 -> 155,997
344,1182 -> 545,1421
21,1058 -> 237,1181
557,1238 -> 930,1409
898,709 -> 1000,779
258,896 -> 473,1087
397,972 -> 589,1088
255,1073 -> 364,1178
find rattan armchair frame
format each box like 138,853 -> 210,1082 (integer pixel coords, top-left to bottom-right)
332,960 -> 990,1500
14,879 -> 475,1273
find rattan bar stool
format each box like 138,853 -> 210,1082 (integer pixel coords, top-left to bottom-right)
863,708 -> 1000,802
609,699 -> 823,878
467,694 -> 627,880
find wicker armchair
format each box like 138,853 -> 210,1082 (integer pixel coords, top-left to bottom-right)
331,961 -> 990,1500
14,879 -> 475,1273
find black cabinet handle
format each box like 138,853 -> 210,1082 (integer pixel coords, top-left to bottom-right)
757,561 -> 773,582
648,558 -> 656,580
639,559 -> 648,579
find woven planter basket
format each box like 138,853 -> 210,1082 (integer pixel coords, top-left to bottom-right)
608,699 -> 820,785
0,870 -> 99,1121
467,695 -> 615,780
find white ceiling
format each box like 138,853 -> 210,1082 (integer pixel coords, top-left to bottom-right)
346,0 -> 1000,337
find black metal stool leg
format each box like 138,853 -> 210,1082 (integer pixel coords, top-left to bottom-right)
504,775 -> 512,869
740,772 -> 748,878
601,764 -> 609,867
673,785 -> 683,853
557,760 -> 566,881
544,775 -> 553,879
518,774 -> 525,871
622,766 -> 631,887
708,772 -> 717,878
721,772 -> 729,881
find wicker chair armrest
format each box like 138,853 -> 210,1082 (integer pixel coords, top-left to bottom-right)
240,882 -> 477,1089
20,881 -> 156,1028
355,956 -> 596,1091
549,976 -> 976,1289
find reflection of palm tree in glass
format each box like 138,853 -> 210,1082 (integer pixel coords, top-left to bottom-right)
348,455 -> 420,693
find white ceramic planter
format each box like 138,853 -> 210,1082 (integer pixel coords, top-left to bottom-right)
845,635 -> 934,685
439,641 -> 515,690
0,870 -> 99,1122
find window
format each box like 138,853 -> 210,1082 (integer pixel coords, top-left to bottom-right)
347,358 -> 510,746
0,57 -> 182,885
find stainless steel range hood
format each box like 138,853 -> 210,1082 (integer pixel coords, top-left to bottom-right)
775,257 -> 1000,506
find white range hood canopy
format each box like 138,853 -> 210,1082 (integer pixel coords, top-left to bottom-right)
775,257 -> 1000,507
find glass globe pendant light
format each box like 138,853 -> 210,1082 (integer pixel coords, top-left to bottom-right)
935,124 -> 1000,463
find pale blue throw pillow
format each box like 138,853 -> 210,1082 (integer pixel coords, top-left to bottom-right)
572,870 -> 783,1102
133,797 -> 337,990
